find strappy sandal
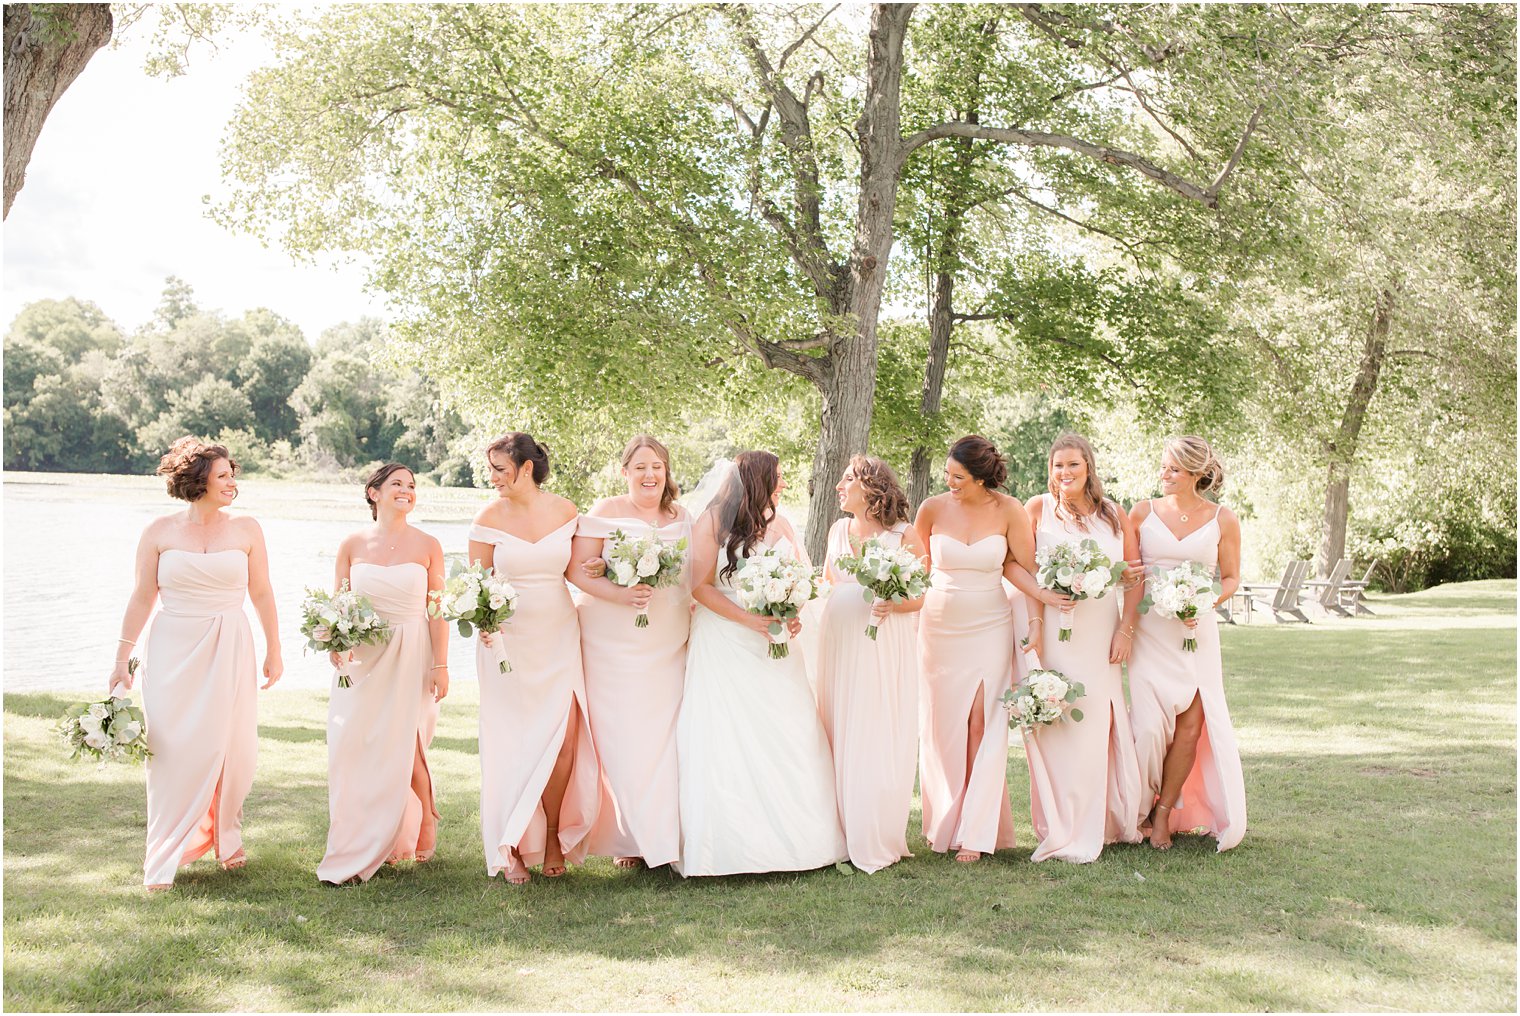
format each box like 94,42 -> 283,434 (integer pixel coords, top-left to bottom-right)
1147,804 -> 1174,851
953,848 -> 983,864
220,850 -> 246,872
613,856 -> 643,871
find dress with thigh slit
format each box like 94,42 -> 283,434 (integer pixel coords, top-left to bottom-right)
1022,497 -> 1143,862
318,561 -> 440,884
917,533 -> 1017,855
1128,505 -> 1247,850
472,518 -> 600,878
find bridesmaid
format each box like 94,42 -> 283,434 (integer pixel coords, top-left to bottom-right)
1128,436 -> 1246,851
816,455 -> 925,873
470,432 -> 600,884
913,436 -> 1061,863
108,437 -> 282,890
318,463 -> 448,886
1020,434 -> 1143,862
568,435 -> 691,871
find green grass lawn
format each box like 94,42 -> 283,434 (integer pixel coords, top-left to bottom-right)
5,580 -> 1514,1011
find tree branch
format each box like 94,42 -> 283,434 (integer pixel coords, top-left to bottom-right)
1209,102 -> 1265,195
902,122 -> 1219,207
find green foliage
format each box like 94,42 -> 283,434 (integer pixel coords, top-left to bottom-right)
3,280 -> 472,482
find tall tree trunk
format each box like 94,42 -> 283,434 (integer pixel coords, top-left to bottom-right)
908,266 -> 954,507
1316,287 -> 1395,575
801,2 -> 913,561
3,3 -> 112,218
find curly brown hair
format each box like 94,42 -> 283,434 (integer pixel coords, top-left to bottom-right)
156,437 -> 237,502
849,454 -> 909,525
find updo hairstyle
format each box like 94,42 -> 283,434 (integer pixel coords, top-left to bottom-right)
363,462 -> 415,520
488,432 -> 551,485
1164,435 -> 1226,497
948,435 -> 1007,489
850,454 -> 910,525
156,436 -> 237,502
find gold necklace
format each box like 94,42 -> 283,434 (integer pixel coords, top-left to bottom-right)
1177,497 -> 1207,523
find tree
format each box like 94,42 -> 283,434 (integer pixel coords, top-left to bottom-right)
234,310 -> 311,442
6,296 -> 122,359
4,3 -> 265,217
3,3 -> 112,218
218,4 -> 1280,558
1222,4 -> 1516,576
290,350 -> 400,468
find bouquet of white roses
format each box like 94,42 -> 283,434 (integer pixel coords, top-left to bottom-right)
603,528 -> 689,628
1140,560 -> 1220,652
734,549 -> 824,659
301,582 -> 392,688
60,662 -> 152,765
1002,667 -> 1086,730
1035,537 -> 1127,642
428,560 -> 518,672
834,537 -> 929,640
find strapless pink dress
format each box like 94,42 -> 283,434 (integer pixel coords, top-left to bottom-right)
140,549 -> 258,886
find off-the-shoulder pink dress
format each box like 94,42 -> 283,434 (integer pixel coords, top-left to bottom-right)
471,518 -> 600,879
577,515 -> 691,868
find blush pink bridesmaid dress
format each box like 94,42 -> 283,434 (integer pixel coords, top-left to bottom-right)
140,549 -> 258,886
317,562 -> 440,884
815,519 -> 918,872
577,514 -> 690,869
1022,496 -> 1143,863
1128,503 -> 1247,850
917,533 -> 1017,856
471,518 -> 601,879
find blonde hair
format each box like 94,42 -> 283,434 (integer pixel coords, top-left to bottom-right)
1164,435 -> 1225,497
1047,433 -> 1122,536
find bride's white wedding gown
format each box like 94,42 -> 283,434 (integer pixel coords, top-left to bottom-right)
674,536 -> 847,876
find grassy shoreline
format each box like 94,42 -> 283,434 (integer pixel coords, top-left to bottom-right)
4,580 -> 1514,1011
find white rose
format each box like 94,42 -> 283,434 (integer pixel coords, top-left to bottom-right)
79,713 -> 103,736
488,594 -> 506,610
636,551 -> 660,577
117,720 -> 143,741
1055,565 -> 1075,586
84,730 -> 110,750
87,703 -> 109,721
763,579 -> 787,603
787,584 -> 810,607
1084,568 -> 1110,594
613,561 -> 636,586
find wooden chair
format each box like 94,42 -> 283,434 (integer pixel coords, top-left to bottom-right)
1337,559 -> 1379,617
1237,560 -> 1311,623
1303,558 -> 1353,618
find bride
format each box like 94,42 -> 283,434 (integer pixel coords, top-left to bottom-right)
674,451 -> 846,876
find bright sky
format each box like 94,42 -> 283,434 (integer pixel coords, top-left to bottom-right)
1,20 -> 385,343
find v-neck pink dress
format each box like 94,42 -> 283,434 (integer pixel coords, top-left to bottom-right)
1128,504 -> 1247,851
1022,496 -> 1143,862
471,518 -> 601,878
816,519 -> 918,872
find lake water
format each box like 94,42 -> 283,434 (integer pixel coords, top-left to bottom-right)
3,472 -> 489,693
3,471 -> 819,694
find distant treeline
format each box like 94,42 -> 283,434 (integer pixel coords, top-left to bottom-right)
3,279 -> 475,483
